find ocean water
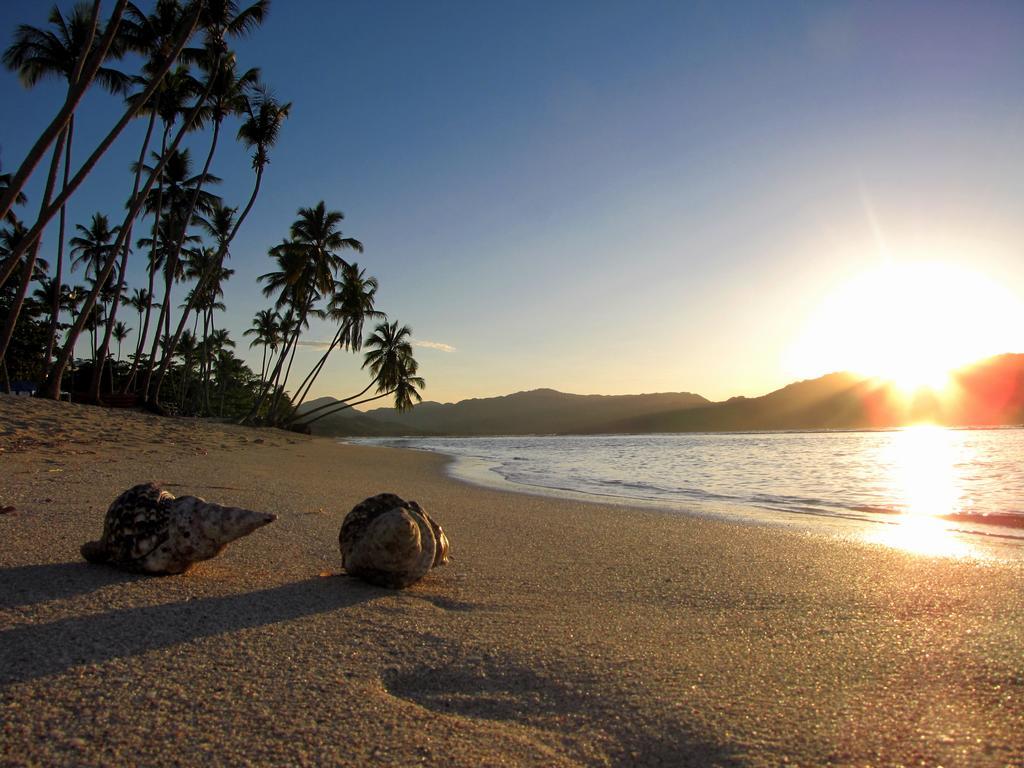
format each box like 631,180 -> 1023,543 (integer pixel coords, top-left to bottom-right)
350,427 -> 1024,559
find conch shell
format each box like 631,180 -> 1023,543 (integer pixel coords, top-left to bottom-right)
339,493 -> 450,588
81,482 -> 275,575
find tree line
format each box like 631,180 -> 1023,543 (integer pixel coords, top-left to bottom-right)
0,1 -> 423,429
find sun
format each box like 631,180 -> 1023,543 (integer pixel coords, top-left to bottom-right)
787,260 -> 1024,391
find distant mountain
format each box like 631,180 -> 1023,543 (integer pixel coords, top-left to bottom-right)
304,389 -> 709,437
598,354 -> 1024,433
301,354 -> 1024,437
368,388 -> 710,435
295,397 -> 429,437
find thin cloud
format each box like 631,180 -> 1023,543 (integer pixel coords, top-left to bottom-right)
414,339 -> 456,353
295,339 -> 457,353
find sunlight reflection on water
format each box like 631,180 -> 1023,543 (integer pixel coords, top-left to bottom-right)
867,425 -> 975,557
352,426 -> 1024,559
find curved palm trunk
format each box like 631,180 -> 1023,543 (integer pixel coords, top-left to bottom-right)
287,378 -> 376,423
200,311 -> 212,413
40,76 -> 209,401
243,315 -> 298,424
125,267 -> 156,388
43,117 -> 75,369
0,125 -> 69,366
125,121 -> 171,392
291,325 -> 346,410
121,304 -> 145,393
2,2 -> 198,284
269,315 -> 307,422
141,95 -> 223,404
149,148 -> 267,409
145,114 -> 223,406
294,388 -> 396,428
88,106 -> 158,402
0,0 -> 109,225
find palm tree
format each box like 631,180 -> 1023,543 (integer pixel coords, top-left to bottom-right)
126,287 -> 149,353
242,203 -> 363,424
38,3 -> 208,401
112,320 -> 130,369
244,308 -> 279,382
146,84 -> 289,414
90,1 -> 206,403
69,213 -> 119,284
202,326 -> 233,412
362,321 -> 416,393
295,322 -> 425,427
149,200 -> 236,403
68,210 -> 119,358
235,84 -> 290,221
0,0 -> 129,227
139,0 -> 269,411
151,54 -> 255,330
68,212 -> 123,372
174,328 -> 198,410
212,346 -> 244,416
0,161 -> 28,224
138,147 -> 221,396
3,3 -> 134,370
0,222 -> 30,278
117,62 -> 200,392
0,2 -> 131,367
269,203 -> 363,413
125,211 -> 199,388
288,263 -> 385,416
0,0 -> 201,288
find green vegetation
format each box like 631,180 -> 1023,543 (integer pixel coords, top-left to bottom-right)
0,1 -> 423,427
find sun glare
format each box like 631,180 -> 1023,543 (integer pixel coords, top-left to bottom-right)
787,260 -> 1024,391
867,425 -> 975,557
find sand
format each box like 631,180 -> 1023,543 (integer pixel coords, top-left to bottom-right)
1,394 -> 1022,767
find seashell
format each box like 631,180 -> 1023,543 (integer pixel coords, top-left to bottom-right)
81,482 -> 276,575
339,493 -> 450,588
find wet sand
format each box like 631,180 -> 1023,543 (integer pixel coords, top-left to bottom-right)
1,394 -> 1022,766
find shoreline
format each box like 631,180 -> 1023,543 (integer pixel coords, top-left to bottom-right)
348,435 -> 1024,562
2,396 -> 1023,766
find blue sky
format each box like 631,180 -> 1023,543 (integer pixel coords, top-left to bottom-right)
3,1 -> 1024,404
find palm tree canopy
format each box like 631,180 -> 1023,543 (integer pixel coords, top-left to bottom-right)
391,361 -> 425,413
330,263 -> 384,353
199,0 -> 269,45
137,218 -> 202,273
259,239 -> 312,310
244,308 -> 279,349
139,148 -> 222,219
0,163 -> 28,223
69,212 -> 120,280
129,286 -> 152,312
267,202 -> 365,305
200,201 -> 236,249
237,85 -> 290,170
123,1 -> 200,84
2,2 -> 130,92
1,221 -> 50,281
112,320 -> 131,341
362,320 -> 416,393
192,55 -> 260,130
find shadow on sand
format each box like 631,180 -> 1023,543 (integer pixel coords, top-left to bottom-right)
0,561 -> 147,609
0,568 -> 383,685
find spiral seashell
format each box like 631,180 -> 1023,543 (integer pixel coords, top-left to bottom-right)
81,483 -> 276,575
339,493 -> 450,588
